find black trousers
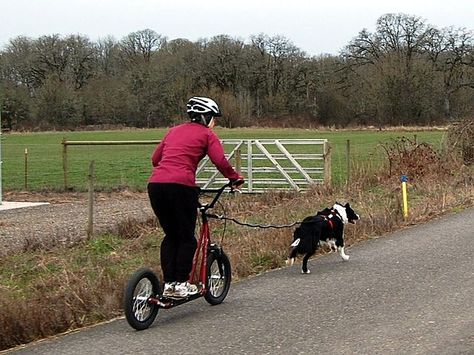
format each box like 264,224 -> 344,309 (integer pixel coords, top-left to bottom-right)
147,183 -> 199,283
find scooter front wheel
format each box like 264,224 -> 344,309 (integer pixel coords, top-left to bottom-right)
204,250 -> 231,305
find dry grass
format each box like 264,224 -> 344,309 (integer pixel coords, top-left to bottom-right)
0,141 -> 473,351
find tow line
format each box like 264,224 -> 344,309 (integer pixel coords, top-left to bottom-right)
208,214 -> 301,229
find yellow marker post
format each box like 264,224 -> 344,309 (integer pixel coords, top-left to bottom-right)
401,175 -> 409,218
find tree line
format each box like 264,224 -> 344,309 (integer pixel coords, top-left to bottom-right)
0,13 -> 473,130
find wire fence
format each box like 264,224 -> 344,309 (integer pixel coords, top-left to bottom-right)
1,131 -> 444,192
2,142 -> 148,191
1,141 -> 385,192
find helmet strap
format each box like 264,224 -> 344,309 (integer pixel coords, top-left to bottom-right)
201,114 -> 213,127
207,117 -> 215,128
190,114 -> 213,127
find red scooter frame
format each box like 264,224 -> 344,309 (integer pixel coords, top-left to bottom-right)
124,180 -> 242,330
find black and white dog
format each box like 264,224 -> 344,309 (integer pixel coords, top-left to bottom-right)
287,203 -> 360,274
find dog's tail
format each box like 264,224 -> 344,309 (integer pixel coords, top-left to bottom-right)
286,238 -> 300,266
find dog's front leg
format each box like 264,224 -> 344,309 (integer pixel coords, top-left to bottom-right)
337,246 -> 350,261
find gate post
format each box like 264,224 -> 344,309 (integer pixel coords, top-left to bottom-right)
247,140 -> 253,192
87,160 -> 95,239
323,141 -> 332,186
235,149 -> 242,174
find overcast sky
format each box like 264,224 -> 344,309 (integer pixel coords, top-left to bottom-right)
0,0 -> 472,56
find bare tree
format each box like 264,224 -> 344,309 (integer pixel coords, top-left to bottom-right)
64,35 -> 97,89
342,13 -> 438,124
120,29 -> 166,65
96,36 -> 121,76
425,27 -> 474,118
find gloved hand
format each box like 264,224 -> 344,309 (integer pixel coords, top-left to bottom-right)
229,176 -> 245,190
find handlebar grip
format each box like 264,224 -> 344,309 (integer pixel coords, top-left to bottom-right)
230,178 -> 245,187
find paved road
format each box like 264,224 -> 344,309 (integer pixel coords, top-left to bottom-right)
8,209 -> 474,355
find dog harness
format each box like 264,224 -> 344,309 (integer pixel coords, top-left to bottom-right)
321,210 -> 341,230
327,218 -> 334,229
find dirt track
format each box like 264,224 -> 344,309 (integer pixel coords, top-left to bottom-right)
0,191 -> 154,258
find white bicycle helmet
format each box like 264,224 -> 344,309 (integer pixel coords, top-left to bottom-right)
187,96 -> 222,117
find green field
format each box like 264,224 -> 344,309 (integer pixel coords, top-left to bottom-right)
0,128 -> 446,191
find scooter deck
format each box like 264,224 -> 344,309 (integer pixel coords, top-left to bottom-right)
149,292 -> 203,309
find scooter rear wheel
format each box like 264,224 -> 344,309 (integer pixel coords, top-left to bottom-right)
124,268 -> 161,330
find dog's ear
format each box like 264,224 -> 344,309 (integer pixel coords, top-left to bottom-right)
345,202 -> 350,208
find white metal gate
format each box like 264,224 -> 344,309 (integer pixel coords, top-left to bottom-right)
197,139 -> 330,192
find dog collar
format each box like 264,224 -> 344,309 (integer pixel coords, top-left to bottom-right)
330,210 -> 344,224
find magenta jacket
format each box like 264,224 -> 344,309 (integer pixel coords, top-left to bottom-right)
148,122 -> 241,187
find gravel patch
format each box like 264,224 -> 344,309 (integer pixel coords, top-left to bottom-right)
0,191 -> 155,258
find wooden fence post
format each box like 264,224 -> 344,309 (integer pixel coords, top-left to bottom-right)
324,141 -> 332,186
62,138 -> 68,190
346,139 -> 351,186
87,160 -> 95,239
